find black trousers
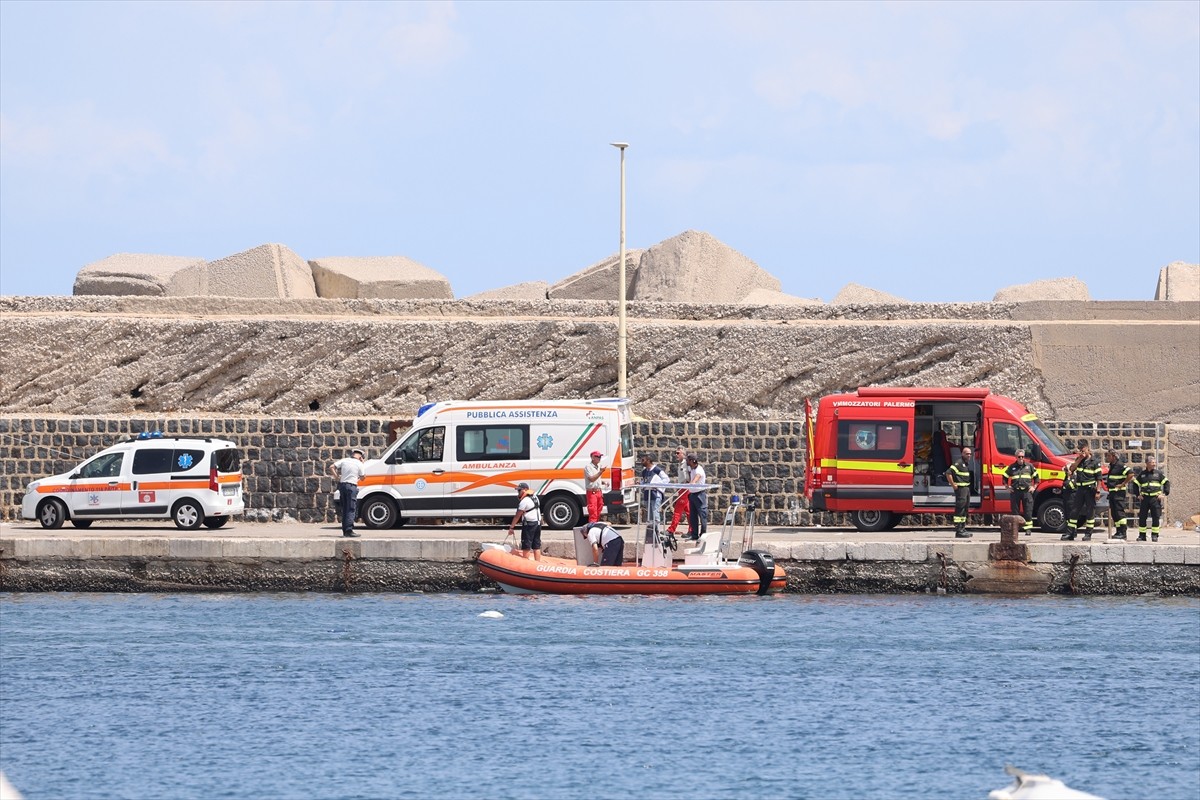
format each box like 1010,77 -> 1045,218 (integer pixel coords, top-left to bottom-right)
1108,491 -> 1128,530
1068,488 -> 1096,529
1138,497 -> 1162,530
1009,489 -> 1033,522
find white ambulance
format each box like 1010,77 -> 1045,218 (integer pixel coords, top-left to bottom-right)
356,399 -> 638,530
21,432 -> 245,530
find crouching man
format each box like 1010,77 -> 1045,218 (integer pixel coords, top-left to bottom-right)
583,520 -> 625,566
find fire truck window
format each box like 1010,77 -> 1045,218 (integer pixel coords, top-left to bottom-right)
993,422 -> 1035,457
837,421 -> 908,460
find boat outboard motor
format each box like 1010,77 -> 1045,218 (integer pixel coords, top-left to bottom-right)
738,549 -> 776,595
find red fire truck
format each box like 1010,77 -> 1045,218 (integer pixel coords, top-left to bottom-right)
804,387 -> 1077,532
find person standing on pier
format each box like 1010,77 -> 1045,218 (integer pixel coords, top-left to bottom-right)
1063,442 -> 1102,541
1103,450 -> 1134,540
685,454 -> 709,540
1003,449 -> 1039,535
666,445 -> 691,536
945,446 -> 974,538
329,448 -> 366,538
584,450 -> 605,523
1132,457 -> 1170,542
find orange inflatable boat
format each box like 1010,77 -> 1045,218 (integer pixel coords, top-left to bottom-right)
477,544 -> 786,596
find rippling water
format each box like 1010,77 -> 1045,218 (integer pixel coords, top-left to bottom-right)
1,592 -> 1197,800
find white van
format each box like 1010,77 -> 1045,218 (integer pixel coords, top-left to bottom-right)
357,399 -> 638,530
21,433 -> 245,530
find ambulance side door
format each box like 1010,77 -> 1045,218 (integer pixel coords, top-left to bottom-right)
386,426 -> 448,515
124,447 -> 174,515
832,405 -> 915,509
67,451 -> 127,519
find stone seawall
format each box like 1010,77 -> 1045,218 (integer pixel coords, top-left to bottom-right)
0,415 -> 1176,526
1,534 -> 1197,596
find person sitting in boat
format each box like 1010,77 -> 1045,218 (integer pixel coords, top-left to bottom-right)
506,482 -> 542,562
583,520 -> 624,566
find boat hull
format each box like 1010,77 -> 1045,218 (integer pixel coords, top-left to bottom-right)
477,548 -> 786,596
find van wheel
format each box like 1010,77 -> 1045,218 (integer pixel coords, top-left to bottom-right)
542,493 -> 581,530
203,516 -> 229,529
1037,498 -> 1066,533
38,499 -> 67,529
360,496 -> 398,529
71,519 -> 93,529
172,499 -> 204,530
850,510 -> 893,532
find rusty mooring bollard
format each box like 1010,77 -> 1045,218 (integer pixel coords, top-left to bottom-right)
989,515 -> 1027,563
966,514 -> 1051,594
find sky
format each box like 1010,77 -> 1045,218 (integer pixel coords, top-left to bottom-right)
1,0 -> 1197,302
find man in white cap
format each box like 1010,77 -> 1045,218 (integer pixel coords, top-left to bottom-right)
329,448 -> 366,537
583,450 -> 605,523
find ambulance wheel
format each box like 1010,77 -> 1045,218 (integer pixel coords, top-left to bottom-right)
71,519 -> 93,529
1037,498 -> 1066,533
38,499 -> 67,529
542,493 -> 581,530
850,509 -> 893,532
203,516 -> 229,529
360,496 -> 398,529
172,499 -> 204,530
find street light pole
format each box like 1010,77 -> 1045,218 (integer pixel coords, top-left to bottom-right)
610,142 -> 629,399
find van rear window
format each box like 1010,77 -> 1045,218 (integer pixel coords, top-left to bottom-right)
133,449 -> 173,475
837,421 -> 908,460
212,449 -> 242,473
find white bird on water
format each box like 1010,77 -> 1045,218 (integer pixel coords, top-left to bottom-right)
479,610 -> 504,619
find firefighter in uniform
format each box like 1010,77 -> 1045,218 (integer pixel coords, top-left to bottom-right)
1062,442 -> 1102,541
944,446 -> 974,538
1003,449 -> 1039,535
1103,450 -> 1133,540
1131,456 -> 1170,542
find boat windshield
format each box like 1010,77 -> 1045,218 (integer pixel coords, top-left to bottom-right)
1025,419 -> 1071,457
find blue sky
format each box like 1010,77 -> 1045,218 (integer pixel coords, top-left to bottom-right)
1,0 -> 1197,302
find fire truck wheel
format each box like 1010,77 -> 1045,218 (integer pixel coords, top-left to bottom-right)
850,510 -> 894,532
1037,498 -> 1067,533
885,514 -> 903,530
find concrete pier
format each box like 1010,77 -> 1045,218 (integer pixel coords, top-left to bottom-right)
1,521 -> 1197,596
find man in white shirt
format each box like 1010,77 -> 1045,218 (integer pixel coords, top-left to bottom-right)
506,482 -> 542,561
329,448 -> 366,538
583,520 -> 625,566
583,450 -> 605,523
685,454 -> 708,541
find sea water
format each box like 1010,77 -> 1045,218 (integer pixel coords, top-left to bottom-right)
0,593 -> 1197,800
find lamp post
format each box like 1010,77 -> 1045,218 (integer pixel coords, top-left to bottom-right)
610,142 -> 629,398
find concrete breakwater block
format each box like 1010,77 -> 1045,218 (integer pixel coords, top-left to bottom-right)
993,276 -> 1090,302
206,243 -> 317,298
1155,261 -> 1200,301
73,253 -> 206,296
309,256 -> 453,300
